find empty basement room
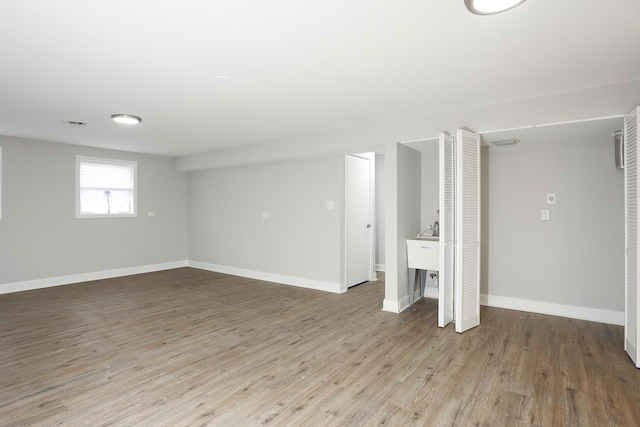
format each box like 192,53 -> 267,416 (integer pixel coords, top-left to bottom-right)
2,0 -> 640,425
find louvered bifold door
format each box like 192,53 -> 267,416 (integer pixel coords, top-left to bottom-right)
625,107 -> 640,367
454,130 -> 481,333
439,133 -> 455,328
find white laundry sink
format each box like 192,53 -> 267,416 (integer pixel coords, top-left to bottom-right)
406,237 -> 440,270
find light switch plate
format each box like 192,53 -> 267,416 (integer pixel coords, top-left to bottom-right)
541,209 -> 550,221
326,200 -> 335,210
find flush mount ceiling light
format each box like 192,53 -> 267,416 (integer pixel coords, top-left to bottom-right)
110,114 -> 142,125
465,0 -> 527,15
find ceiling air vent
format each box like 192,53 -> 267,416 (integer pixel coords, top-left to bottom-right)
62,120 -> 90,127
491,138 -> 519,147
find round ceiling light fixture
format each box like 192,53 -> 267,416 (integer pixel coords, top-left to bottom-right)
465,0 -> 527,15
111,114 -> 142,125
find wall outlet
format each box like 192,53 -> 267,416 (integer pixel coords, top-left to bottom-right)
262,212 -> 269,218
147,211 -> 155,217
541,209 -> 550,221
546,193 -> 556,204
326,200 -> 335,210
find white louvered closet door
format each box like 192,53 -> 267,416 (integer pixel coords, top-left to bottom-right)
454,130 -> 481,333
439,133 -> 455,328
625,107 -> 640,367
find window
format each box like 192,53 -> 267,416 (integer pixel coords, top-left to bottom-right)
76,156 -> 137,218
0,146 -> 2,220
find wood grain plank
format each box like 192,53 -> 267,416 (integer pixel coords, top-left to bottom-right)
1,268 -> 640,426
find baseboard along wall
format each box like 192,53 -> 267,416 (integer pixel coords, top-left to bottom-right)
0,262 -> 624,326
420,288 -> 623,326
187,261 -> 345,294
0,261 -> 189,295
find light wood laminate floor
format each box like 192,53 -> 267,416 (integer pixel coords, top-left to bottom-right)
1,268 -> 639,426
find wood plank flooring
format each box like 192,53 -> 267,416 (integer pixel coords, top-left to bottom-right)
1,267 -> 639,426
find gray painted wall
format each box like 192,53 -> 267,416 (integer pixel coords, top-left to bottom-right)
420,143 -> 440,292
420,143 -> 439,229
376,147 -> 438,274
384,142 -> 421,312
0,85 -> 629,321
410,132 -> 624,314
483,135 -> 624,311
188,155 -> 344,285
0,135 -> 188,286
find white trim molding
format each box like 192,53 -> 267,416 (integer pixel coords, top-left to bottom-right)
382,299 -> 402,313
481,294 -> 624,326
0,146 -> 3,220
422,291 -> 623,325
382,292 -> 415,313
0,262 -> 625,326
0,261 -> 189,295
188,261 -> 345,294
424,287 -> 439,299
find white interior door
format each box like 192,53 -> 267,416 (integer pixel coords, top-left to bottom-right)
624,107 -> 639,367
346,154 -> 372,287
439,133 -> 455,327
454,129 -> 481,333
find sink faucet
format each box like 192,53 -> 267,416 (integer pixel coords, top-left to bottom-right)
416,221 -> 440,238
417,226 -> 432,238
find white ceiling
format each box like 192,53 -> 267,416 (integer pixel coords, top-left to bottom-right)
1,0 -> 639,157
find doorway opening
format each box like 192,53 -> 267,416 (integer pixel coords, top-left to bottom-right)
345,152 -> 377,288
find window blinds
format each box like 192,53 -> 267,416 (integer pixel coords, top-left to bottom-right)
78,159 -> 135,215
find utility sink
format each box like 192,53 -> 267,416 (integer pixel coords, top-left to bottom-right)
406,237 -> 440,270
413,236 -> 439,242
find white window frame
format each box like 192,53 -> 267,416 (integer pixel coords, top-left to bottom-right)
0,146 -> 2,220
76,155 -> 137,219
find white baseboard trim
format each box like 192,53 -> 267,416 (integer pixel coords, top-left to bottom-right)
188,261 -> 345,294
481,294 -> 625,326
420,289 -> 623,325
0,261 -> 625,326
382,293 -> 414,313
0,260 -> 189,295
382,299 -> 401,313
375,264 -> 386,272
424,287 -> 439,299
425,288 -> 624,325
